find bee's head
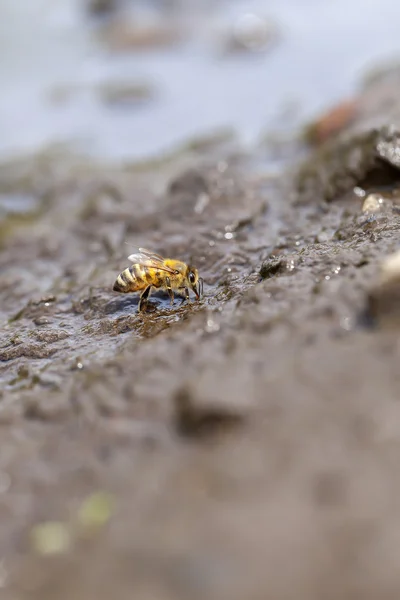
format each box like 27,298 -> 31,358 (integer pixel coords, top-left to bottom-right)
187,267 -> 203,300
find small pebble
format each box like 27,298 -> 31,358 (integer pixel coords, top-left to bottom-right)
362,193 -> 384,214
365,250 -> 400,327
33,316 -> 52,326
380,249 -> 400,284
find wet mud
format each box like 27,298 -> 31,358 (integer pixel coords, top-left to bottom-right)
1,66 -> 400,599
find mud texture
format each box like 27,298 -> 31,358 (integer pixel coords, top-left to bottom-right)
1,67 -> 400,600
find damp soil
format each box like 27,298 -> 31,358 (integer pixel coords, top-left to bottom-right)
1,67 -> 400,599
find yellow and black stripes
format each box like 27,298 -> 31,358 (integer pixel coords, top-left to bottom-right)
113,266 -> 140,293
113,265 -> 164,293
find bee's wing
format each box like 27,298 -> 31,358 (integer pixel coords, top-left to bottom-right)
138,247 -> 165,261
127,248 -> 177,274
125,245 -> 165,262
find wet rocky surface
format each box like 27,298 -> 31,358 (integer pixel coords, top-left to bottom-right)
1,65 -> 400,599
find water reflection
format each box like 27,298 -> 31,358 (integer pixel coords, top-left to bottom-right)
1,0 -> 400,162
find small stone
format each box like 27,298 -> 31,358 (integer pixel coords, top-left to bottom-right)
33,316 -> 52,326
365,250 -> 400,327
380,250 -> 400,284
362,193 -> 384,214
316,231 -> 331,243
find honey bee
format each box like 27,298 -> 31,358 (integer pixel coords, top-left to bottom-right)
113,247 -> 204,312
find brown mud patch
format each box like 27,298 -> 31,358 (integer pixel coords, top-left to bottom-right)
1,67 -> 400,599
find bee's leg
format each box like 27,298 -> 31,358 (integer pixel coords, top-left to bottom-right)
166,277 -> 174,306
138,285 -> 152,312
181,287 -> 190,304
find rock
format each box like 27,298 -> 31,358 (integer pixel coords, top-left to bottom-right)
168,168 -> 209,197
304,99 -> 359,146
296,125 -> 400,204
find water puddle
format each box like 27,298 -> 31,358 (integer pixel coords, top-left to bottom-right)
2,0 -> 400,162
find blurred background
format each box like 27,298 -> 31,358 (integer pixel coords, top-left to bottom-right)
2,0 -> 400,163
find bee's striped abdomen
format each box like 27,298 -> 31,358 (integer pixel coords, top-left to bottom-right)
113,265 -> 145,293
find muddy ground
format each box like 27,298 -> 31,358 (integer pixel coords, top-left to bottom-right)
1,65 -> 400,599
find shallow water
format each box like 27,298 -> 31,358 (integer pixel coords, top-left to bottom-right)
2,0 -> 400,162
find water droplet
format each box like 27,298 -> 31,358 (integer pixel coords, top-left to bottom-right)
286,259 -> 295,271
354,186 -> 366,198
325,275 -> 331,281
224,232 -> 234,240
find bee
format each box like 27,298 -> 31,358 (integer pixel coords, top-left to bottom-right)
113,247 -> 204,312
